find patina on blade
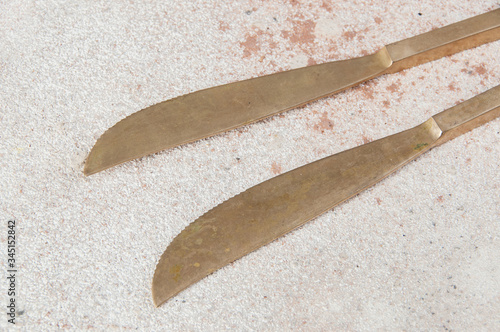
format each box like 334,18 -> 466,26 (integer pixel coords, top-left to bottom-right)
152,85 -> 500,306
84,9 -> 500,175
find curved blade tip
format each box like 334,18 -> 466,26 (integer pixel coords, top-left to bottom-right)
83,155 -> 100,176
83,148 -> 108,176
83,133 -> 126,176
151,265 -> 175,308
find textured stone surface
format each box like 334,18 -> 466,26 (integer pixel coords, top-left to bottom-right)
0,1 -> 499,330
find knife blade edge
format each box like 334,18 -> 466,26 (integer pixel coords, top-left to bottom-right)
152,85 -> 500,306
85,48 -> 393,175
151,117 -> 443,306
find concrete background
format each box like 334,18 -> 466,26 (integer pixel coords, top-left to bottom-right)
1,0 -> 499,330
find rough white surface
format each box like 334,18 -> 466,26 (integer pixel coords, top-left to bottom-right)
0,0 -> 499,330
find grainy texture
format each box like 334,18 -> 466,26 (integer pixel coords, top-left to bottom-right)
0,0 -> 499,330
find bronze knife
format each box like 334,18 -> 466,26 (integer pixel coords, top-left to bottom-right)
84,9 -> 500,175
152,84 -> 500,307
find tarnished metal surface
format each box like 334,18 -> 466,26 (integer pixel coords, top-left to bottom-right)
385,8 -> 500,73
84,9 -> 500,175
152,85 -> 500,307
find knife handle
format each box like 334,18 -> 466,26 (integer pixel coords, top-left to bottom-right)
385,9 -> 500,73
432,85 -> 500,146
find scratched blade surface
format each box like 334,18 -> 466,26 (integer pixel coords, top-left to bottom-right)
84,49 -> 391,175
152,118 -> 442,306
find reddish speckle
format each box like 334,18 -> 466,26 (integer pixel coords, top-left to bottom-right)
314,112 -> 334,132
436,195 -> 444,203
374,17 -> 382,24
282,19 -> 316,45
360,84 -> 375,99
461,63 -> 488,77
383,100 -> 390,107
386,83 -> 399,93
356,27 -> 370,41
219,22 -> 229,32
240,34 -> 260,58
448,83 -> 458,92
375,197 -> 382,205
362,135 -> 371,144
240,27 -> 280,58
271,162 -> 282,174
473,63 -> 487,76
307,57 -> 317,66
328,45 -> 338,56
321,1 -> 333,12
342,30 -> 357,40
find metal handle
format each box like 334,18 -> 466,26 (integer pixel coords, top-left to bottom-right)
432,85 -> 500,146
385,9 -> 500,73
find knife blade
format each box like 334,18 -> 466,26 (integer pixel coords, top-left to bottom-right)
152,85 -> 500,307
84,9 -> 500,175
